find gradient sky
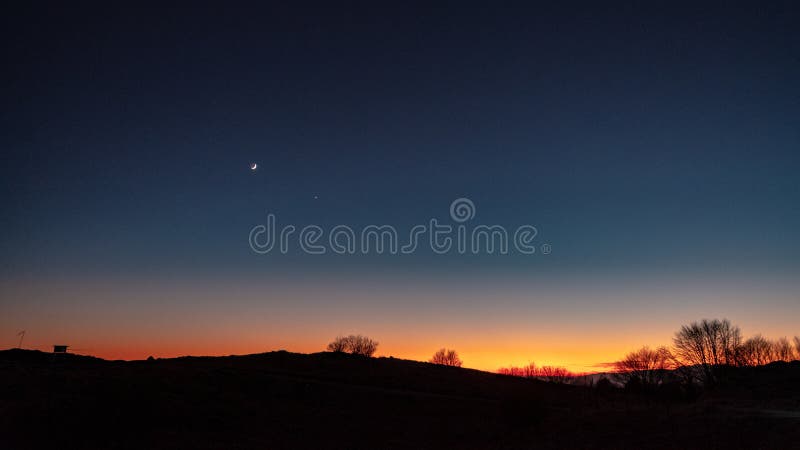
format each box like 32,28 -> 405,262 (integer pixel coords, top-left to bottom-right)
2,2 -> 799,372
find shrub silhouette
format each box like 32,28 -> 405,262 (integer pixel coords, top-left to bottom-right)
430,348 -> 462,367
327,335 -> 378,357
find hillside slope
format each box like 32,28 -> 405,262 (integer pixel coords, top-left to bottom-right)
1,349 -> 798,449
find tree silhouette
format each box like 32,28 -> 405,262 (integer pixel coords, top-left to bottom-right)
773,337 -> 794,362
326,335 -> 378,357
327,336 -> 349,353
672,318 -> 740,385
536,366 -> 572,383
349,335 -> 379,357
497,363 -> 573,383
795,336 -> 800,360
498,366 -> 524,377
736,335 -> 775,366
613,346 -> 672,389
522,362 -> 537,378
429,348 -> 462,367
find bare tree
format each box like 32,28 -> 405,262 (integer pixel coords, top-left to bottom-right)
522,362 -> 537,378
795,336 -> 800,360
498,362 -> 537,378
737,335 -> 775,366
672,318 -> 741,384
498,363 -> 573,383
327,335 -> 349,353
536,366 -> 573,384
613,346 -> 673,388
773,337 -> 794,362
430,348 -> 463,367
498,366 -> 523,377
326,334 -> 378,357
348,335 -> 378,357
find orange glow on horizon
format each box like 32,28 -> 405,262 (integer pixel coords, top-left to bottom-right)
4,275 -> 798,375
11,322 -> 798,374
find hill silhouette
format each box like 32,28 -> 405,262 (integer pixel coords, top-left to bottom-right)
2,349 -> 798,449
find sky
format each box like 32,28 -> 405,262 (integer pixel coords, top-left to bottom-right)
1,2 -> 799,372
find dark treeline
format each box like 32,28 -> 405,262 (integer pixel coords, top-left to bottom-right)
497,319 -> 799,392
497,364 -> 574,383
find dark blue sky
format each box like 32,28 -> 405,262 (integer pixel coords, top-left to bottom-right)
2,2 -> 799,278
2,2 -> 800,367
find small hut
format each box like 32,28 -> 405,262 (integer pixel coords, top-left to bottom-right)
53,345 -> 69,353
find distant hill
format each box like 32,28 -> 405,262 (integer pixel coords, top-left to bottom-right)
1,349 -> 798,449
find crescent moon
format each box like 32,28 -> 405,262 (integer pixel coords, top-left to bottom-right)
250,163 -> 258,170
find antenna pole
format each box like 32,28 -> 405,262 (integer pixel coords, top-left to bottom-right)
17,330 -> 25,349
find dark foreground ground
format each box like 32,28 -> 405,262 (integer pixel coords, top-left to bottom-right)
1,349 -> 798,449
